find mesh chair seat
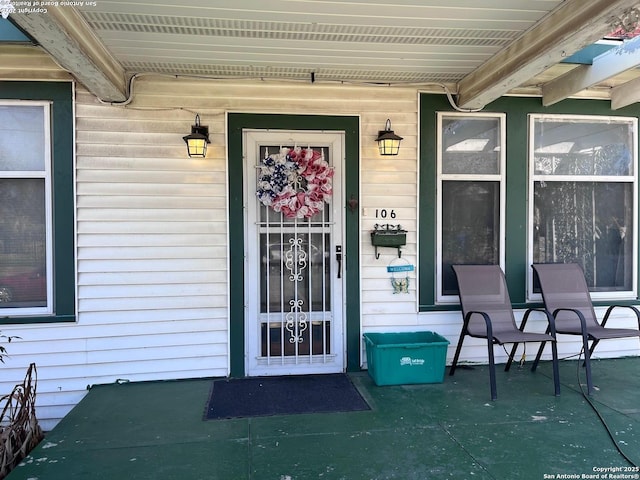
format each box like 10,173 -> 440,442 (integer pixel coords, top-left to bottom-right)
492,330 -> 555,344
558,324 -> 640,339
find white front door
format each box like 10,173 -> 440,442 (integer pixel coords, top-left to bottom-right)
244,130 -> 345,376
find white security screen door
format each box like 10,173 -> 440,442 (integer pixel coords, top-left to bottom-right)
244,130 -> 345,376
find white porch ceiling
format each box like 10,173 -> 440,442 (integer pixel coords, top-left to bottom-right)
9,0 -> 640,108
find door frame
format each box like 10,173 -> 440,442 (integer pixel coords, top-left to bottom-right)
243,130 -> 345,376
227,113 -> 361,377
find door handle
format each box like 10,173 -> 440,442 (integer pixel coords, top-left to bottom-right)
336,245 -> 342,278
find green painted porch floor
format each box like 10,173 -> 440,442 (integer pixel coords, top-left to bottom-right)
8,357 -> 640,480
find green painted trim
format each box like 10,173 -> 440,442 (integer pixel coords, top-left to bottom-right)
418,95 -> 448,307
227,113 -> 360,377
0,315 -> 76,325
0,81 -> 76,324
419,93 -> 640,309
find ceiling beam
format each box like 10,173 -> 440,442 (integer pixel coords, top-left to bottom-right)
542,36 -> 640,106
10,6 -> 127,102
455,0 -> 640,110
611,74 -> 640,109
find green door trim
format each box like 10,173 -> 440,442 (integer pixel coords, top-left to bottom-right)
227,113 -> 361,377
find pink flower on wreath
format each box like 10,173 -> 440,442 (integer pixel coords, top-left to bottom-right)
307,188 -> 322,203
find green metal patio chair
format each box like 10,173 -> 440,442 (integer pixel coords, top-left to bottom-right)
450,265 -> 560,400
532,263 -> 640,395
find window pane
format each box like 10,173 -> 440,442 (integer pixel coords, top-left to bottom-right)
533,118 -> 634,176
442,181 -> 500,295
441,116 -> 501,174
0,106 -> 45,171
0,179 -> 47,307
533,181 -> 633,291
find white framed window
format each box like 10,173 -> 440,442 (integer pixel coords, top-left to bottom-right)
436,112 -> 506,303
0,101 -> 53,315
528,114 -> 638,300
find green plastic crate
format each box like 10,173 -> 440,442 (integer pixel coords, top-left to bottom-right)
363,331 -> 450,386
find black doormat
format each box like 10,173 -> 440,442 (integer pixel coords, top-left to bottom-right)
205,373 -> 370,420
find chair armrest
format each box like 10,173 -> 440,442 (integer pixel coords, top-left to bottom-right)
522,307 -> 557,335
463,310 -> 494,340
602,304 -> 640,328
552,307 -> 588,333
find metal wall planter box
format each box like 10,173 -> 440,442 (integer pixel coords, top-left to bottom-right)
370,231 -> 406,247
370,224 -> 407,258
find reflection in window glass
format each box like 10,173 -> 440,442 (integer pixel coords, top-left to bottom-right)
260,231 -> 331,312
0,106 -> 45,171
533,182 -> 633,291
530,114 -> 637,296
0,179 -> 47,307
442,181 -> 500,295
533,117 -> 634,176
441,116 -> 501,175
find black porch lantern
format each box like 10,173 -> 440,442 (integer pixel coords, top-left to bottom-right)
375,119 -> 403,156
183,114 -> 210,158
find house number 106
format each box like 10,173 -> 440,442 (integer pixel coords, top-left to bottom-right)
375,209 -> 396,219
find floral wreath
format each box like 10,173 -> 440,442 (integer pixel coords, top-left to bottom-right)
256,146 -> 334,218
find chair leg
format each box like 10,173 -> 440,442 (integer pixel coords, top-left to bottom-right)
449,331 -> 466,376
581,331 -> 594,395
505,342 -> 519,372
587,339 -> 599,361
487,339 -> 497,400
531,341 -> 545,372
509,308 -> 535,372
532,326 -> 550,370
550,341 -> 560,396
